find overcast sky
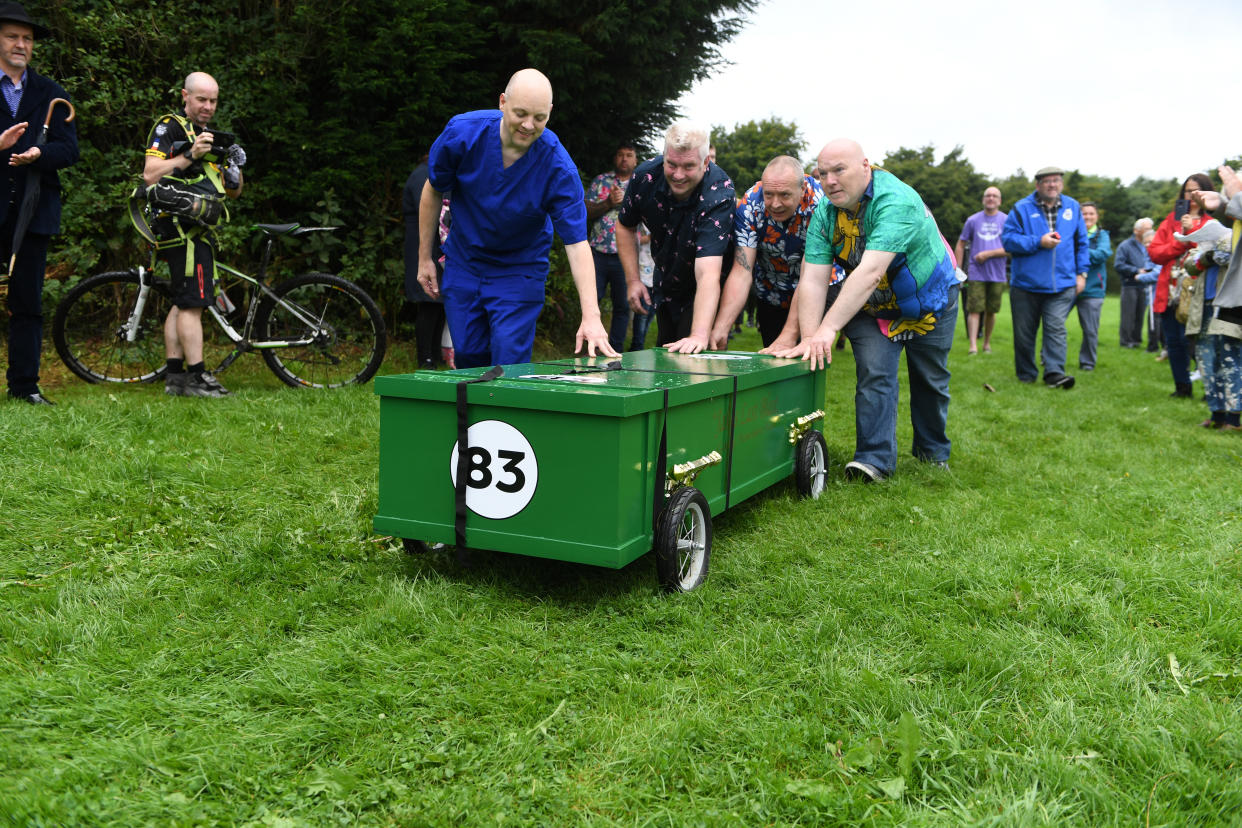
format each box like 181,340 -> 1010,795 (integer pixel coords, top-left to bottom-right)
675,0 -> 1242,184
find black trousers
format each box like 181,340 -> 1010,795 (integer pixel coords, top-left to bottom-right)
756,302 -> 789,348
415,301 -> 446,366
655,297 -> 695,346
2,221 -> 49,396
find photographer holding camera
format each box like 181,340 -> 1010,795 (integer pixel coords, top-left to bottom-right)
142,71 -> 244,398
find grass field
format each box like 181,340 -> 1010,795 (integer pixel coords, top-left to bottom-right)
2,300 -> 1240,826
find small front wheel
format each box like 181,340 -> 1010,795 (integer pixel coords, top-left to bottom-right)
52,270 -> 173,384
655,486 -> 712,593
256,272 -> 387,388
795,430 -> 828,499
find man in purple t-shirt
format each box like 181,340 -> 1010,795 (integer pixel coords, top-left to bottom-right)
954,187 -> 1008,355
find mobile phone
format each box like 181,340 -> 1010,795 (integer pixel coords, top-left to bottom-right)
1174,199 -> 1189,220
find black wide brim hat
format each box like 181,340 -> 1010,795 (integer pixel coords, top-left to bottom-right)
0,2 -> 50,38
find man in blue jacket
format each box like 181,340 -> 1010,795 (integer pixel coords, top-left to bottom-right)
0,2 -> 77,405
1001,166 -> 1088,389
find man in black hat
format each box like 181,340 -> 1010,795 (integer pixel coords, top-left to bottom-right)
0,2 -> 77,405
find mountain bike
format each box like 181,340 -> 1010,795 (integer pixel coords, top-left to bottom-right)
52,223 -> 387,389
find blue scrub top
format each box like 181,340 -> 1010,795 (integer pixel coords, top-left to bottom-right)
428,110 -> 587,278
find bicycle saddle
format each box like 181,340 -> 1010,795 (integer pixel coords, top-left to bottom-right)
252,223 -> 340,237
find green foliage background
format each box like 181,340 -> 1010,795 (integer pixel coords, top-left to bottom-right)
711,116 -> 806,193
32,0 -> 758,324
23,0 -> 1242,346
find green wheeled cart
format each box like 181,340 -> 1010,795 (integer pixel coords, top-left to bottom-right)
373,349 -> 827,592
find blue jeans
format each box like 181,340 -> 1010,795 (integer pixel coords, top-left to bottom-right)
1160,307 -> 1191,386
843,286 -> 958,475
629,296 -> 654,351
1074,295 -> 1103,369
1009,284 -> 1075,381
1195,332 -> 1242,413
592,249 -> 630,353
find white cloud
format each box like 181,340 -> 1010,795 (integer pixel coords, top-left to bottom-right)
677,0 -> 1242,183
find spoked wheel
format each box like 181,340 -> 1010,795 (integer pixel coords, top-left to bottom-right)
795,430 -> 828,499
256,272 -> 387,388
52,271 -> 172,383
655,486 -> 712,593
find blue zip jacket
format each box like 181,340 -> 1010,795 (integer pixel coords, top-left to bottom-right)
1001,190 -> 1090,294
1081,226 -> 1112,298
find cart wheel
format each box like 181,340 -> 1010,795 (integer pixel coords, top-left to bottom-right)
795,430 -> 828,499
401,539 -> 446,555
655,486 -> 712,593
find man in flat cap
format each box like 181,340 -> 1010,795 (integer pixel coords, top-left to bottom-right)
1001,166 -> 1088,389
0,2 -> 78,405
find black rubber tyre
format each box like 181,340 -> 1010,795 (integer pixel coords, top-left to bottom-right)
655,486 -> 712,593
256,272 -> 387,388
52,271 -> 172,384
795,430 -> 828,499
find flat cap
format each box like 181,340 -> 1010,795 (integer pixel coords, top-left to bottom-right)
1034,166 -> 1066,180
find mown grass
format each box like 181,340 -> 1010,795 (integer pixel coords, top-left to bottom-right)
2,301 -> 1240,826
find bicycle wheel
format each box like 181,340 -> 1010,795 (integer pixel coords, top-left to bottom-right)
256,272 -> 387,388
52,271 -> 173,383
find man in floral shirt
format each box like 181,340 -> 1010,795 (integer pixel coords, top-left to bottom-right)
616,122 -> 734,352
779,139 -> 959,482
710,156 -> 823,349
585,142 -> 637,352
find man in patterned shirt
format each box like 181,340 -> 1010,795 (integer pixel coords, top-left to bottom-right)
616,121 -> 734,352
585,142 -> 637,352
710,155 -> 823,349
779,139 -> 959,481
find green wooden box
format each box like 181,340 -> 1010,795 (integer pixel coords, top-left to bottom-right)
373,350 -> 827,590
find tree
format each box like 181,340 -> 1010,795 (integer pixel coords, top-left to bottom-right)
36,0 -> 760,327
711,118 -> 806,193
877,146 -> 989,245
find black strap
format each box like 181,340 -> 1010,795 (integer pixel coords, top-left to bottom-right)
529,360 -> 624,375
723,375 -> 738,511
653,389 -> 669,533
454,366 -> 504,549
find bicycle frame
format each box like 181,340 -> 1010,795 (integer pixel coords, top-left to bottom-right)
125,235 -> 338,369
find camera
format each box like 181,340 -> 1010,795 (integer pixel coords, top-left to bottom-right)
207,130 -> 236,153
1174,199 -> 1190,220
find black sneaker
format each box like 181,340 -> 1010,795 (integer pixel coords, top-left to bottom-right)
182,371 -> 231,398
164,372 -> 188,396
1044,372 -> 1075,389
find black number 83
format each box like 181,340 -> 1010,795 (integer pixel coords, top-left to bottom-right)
464,447 -> 527,493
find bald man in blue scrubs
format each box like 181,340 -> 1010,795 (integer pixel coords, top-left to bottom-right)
416,68 -> 616,368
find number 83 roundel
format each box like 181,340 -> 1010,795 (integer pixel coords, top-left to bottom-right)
449,420 -> 539,519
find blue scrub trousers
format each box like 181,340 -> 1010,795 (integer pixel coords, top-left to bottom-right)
442,263 -> 545,369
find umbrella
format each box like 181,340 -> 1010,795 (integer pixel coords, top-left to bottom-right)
8,97 -> 75,274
